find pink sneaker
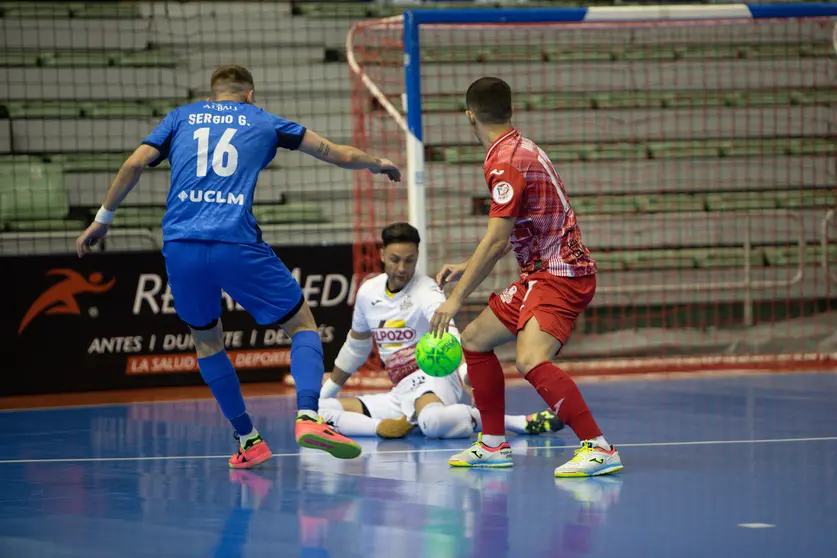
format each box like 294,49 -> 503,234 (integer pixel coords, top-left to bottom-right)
295,416 -> 362,459
229,434 -> 273,469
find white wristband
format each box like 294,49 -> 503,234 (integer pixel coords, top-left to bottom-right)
94,206 -> 115,225
320,378 -> 342,399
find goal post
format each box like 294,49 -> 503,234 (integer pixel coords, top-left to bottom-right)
348,2 -> 837,377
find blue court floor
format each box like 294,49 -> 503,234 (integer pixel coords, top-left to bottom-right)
1,372 -> 836,558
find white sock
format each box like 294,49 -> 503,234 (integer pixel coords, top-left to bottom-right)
317,399 -> 380,436
504,415 -> 528,434
586,435 -> 611,450
297,409 -> 318,420
320,378 -> 342,399
239,427 -> 260,448
417,403 -> 476,439
331,412 -> 380,436
481,434 -> 506,448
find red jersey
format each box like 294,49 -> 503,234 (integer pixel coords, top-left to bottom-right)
483,128 -> 597,280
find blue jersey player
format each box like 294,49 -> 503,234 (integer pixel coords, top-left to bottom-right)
76,66 -> 401,469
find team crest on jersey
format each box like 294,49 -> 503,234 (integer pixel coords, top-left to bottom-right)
372,319 -> 417,349
492,181 -> 514,205
399,298 -> 413,312
500,285 -> 517,304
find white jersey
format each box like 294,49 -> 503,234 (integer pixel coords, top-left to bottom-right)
352,273 -> 464,386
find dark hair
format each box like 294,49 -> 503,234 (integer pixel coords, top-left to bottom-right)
210,65 -> 255,94
465,77 -> 512,125
382,222 -> 420,247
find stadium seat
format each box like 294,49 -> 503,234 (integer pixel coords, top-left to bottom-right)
0,50 -> 180,69
572,195 -> 637,216
410,88 -> 836,114
6,218 -> 85,232
0,162 -> 78,230
98,206 -> 166,229
0,52 -> 40,67
252,203 -> 326,224
588,251 -> 624,272
634,193 -> 706,213
38,52 -> 115,67
0,2 -> 140,19
3,101 -> 84,118
49,153 -> 170,173
0,154 -> 37,165
763,245 -> 837,268
81,102 -> 160,118
622,249 -> 701,271
116,51 -> 180,67
705,192 -> 778,211
775,189 -> 836,210
692,247 -> 766,269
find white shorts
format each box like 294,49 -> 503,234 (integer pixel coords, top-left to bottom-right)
358,371 -> 465,423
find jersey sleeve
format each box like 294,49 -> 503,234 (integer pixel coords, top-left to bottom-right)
486,162 -> 526,218
350,291 -> 371,334
141,110 -> 178,167
268,113 -> 306,151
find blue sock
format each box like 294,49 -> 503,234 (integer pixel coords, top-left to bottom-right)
198,351 -> 253,436
290,330 -> 324,412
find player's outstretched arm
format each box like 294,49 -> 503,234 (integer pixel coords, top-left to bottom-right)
429,217 -> 515,337
436,242 -> 512,287
298,130 -> 401,182
76,144 -> 162,258
321,329 -> 373,398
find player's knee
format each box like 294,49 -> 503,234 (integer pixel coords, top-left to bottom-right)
460,323 -> 487,353
515,344 -> 556,375
280,301 -> 318,337
190,320 -> 224,359
515,352 -> 553,375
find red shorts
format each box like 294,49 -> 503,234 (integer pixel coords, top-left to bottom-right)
488,271 -> 596,345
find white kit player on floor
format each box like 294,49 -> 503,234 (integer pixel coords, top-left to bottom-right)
318,222 -> 564,440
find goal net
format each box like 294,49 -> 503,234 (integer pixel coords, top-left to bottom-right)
348,4 -> 837,377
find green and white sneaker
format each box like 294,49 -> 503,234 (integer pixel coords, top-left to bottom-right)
449,434 -> 513,468
554,441 -> 623,478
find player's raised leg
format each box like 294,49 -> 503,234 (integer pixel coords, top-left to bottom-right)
516,315 -> 622,477
449,306 -> 517,467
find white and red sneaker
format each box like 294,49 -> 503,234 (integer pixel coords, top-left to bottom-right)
449,434 -> 513,468
554,441 -> 623,478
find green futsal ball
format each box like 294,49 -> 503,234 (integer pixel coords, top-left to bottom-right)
415,332 -> 463,378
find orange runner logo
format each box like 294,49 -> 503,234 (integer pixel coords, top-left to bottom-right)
18,269 -> 116,335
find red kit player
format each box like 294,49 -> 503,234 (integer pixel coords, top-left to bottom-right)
429,77 -> 623,477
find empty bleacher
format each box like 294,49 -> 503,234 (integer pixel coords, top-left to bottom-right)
0,1 -> 834,313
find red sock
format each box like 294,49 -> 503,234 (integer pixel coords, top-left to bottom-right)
525,361 -> 602,440
462,348 -> 506,435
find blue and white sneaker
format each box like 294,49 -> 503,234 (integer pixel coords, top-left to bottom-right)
449,433 -> 513,468
554,441 -> 623,478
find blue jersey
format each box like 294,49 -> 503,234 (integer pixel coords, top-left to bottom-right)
142,101 -> 305,244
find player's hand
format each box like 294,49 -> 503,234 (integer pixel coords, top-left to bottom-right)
372,158 -> 401,182
436,261 -> 467,288
76,221 -> 109,258
429,298 -> 461,338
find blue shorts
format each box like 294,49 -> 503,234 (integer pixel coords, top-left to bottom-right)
162,240 -> 304,328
